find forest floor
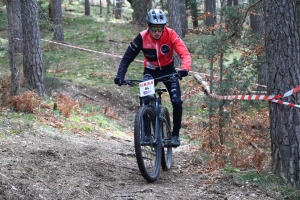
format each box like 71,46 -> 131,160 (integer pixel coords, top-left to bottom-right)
0,82 -> 281,200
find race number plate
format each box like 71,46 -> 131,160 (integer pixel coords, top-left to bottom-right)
139,80 -> 155,97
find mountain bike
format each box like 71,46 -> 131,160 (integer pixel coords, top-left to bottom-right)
121,73 -> 179,182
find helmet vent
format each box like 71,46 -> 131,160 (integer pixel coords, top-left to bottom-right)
146,9 -> 167,25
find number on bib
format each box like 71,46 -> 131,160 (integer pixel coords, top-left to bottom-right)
139,80 -> 155,97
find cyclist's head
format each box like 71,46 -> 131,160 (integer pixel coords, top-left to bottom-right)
146,9 -> 167,26
147,9 -> 166,40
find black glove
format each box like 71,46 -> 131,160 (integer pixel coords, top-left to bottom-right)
177,70 -> 188,80
114,77 -> 123,86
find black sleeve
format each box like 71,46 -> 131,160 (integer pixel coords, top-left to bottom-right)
116,34 -> 143,78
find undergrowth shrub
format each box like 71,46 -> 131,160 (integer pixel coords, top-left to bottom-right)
54,93 -> 81,117
0,76 -> 11,106
0,77 -> 82,117
182,75 -> 270,174
0,77 -> 41,112
10,91 -> 41,112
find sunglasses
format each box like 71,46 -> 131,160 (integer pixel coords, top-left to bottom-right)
149,25 -> 164,32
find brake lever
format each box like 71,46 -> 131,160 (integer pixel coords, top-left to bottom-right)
128,81 -> 136,87
122,80 -> 136,87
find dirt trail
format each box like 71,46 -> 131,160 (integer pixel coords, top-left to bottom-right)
0,83 -> 279,200
0,124 -> 276,200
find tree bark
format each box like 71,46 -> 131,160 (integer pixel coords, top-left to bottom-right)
112,0 -> 115,14
6,0 -> 20,95
21,0 -> 46,96
9,0 -> 22,53
249,1 -> 267,86
85,0 -> 90,16
205,0 -> 216,28
189,0 -> 199,28
52,0 -> 64,41
168,0 -> 182,37
100,0 -> 102,16
106,0 -> 110,14
168,0 -> 182,68
179,0 -> 188,38
264,0 -> 300,186
131,0 -> 151,25
115,0 -> 122,19
49,0 -> 54,21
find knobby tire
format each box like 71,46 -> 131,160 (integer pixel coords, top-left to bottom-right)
160,107 -> 172,171
134,106 -> 161,182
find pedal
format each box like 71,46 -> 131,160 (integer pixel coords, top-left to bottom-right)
163,139 -> 172,147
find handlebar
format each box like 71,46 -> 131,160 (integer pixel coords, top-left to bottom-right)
121,73 -> 179,87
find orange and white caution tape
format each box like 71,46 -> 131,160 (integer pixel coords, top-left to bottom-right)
14,38 -> 266,94
208,85 -> 300,108
192,73 -> 300,108
13,38 -> 23,41
41,39 -> 145,63
271,99 -> 300,108
255,84 -> 267,88
15,37 -> 221,80
213,85 -> 300,101
13,38 -> 144,63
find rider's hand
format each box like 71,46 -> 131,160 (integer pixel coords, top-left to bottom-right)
177,70 -> 188,80
114,77 -> 123,86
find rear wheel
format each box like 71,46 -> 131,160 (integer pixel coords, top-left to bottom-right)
134,106 -> 161,182
160,107 -> 172,171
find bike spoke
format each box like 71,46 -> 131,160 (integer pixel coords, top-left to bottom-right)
134,106 -> 161,182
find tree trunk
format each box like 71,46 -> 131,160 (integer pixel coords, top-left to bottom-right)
100,0 -> 102,16
205,0 -> 216,28
52,0 -> 64,41
189,0 -> 198,28
179,0 -> 188,38
168,0 -> 182,68
160,0 -> 164,10
6,0 -> 20,95
107,0 -> 110,14
115,0 -> 122,19
234,0 -> 238,6
168,0 -> 182,37
218,52 -> 224,145
49,0 -> 54,21
21,0 -> 45,96
264,0 -> 300,186
131,0 -> 151,25
112,0 -> 115,14
249,1 -> 267,86
8,0 -> 22,53
85,0 -> 90,16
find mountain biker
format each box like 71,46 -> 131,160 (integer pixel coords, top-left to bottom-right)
114,9 -> 191,147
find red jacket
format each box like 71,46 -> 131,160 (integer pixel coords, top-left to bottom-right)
117,27 -> 191,78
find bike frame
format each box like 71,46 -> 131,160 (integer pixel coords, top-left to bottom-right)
122,73 -> 178,181
125,73 -> 178,147
154,89 -> 172,147
139,89 -> 167,146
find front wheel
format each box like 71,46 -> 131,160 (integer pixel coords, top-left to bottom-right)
134,106 -> 161,182
160,107 -> 172,171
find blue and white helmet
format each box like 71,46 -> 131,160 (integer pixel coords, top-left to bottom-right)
146,9 -> 167,25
